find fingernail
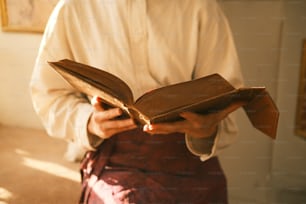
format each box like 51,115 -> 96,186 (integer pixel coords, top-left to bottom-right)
180,112 -> 187,116
143,124 -> 152,131
91,96 -> 101,105
91,96 -> 96,105
143,125 -> 148,131
148,124 -> 153,130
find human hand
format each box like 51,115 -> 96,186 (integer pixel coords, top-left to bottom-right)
143,101 -> 246,139
87,96 -> 137,139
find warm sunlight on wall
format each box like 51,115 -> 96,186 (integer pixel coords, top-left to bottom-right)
22,157 -> 80,182
0,187 -> 13,202
15,148 -> 80,182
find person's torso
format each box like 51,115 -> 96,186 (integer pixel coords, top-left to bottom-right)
61,0 -> 208,99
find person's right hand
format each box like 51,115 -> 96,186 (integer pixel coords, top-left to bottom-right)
87,96 -> 137,139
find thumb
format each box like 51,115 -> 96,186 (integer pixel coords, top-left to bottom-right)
218,101 -> 246,120
91,96 -> 104,111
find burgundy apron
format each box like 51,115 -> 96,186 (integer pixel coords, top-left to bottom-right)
79,128 -> 227,204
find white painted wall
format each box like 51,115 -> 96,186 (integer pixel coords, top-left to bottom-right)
219,1 -> 284,203
0,1 -> 305,203
271,0 -> 306,203
0,31 -> 42,129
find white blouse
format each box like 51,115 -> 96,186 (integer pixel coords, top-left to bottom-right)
30,0 -> 243,161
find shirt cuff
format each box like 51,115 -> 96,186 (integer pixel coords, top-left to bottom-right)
185,127 -> 219,162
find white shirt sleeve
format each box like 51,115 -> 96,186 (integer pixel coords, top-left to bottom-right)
29,2 -> 98,150
186,0 -> 244,160
186,112 -> 240,161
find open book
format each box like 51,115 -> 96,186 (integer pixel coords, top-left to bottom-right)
48,59 -> 279,139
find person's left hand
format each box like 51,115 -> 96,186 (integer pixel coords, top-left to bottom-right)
143,101 -> 245,139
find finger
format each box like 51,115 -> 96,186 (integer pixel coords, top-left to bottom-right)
180,111 -> 202,122
143,121 -> 186,135
97,119 -> 137,138
217,101 -> 246,120
223,101 -> 246,114
105,124 -> 137,138
95,108 -> 123,121
179,111 -> 214,129
181,101 -> 246,123
101,118 -> 136,130
143,124 -> 153,132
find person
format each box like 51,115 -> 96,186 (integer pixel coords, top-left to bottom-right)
30,0 -> 244,203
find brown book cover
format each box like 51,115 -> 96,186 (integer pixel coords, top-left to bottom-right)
48,59 -> 279,139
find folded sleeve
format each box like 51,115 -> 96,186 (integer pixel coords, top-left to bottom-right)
185,113 -> 240,161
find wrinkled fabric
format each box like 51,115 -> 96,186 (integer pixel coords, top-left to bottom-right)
80,129 -> 227,203
30,0 -> 243,161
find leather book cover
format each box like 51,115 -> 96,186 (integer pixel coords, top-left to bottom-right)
49,59 -> 279,139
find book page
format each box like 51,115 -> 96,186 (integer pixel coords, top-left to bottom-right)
49,59 -> 134,107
